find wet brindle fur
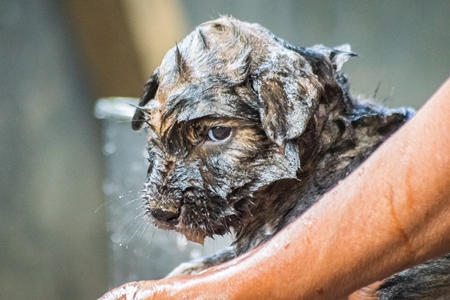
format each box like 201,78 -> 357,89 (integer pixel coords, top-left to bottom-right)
132,17 -> 450,299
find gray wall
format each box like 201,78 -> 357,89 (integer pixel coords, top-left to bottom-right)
0,0 -> 107,299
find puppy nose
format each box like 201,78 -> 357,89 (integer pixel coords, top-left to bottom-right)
151,208 -> 178,221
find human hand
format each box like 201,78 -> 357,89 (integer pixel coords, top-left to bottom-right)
348,281 -> 382,300
98,280 -> 167,300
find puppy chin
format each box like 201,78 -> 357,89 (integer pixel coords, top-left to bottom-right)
154,224 -> 206,245
177,228 -> 206,245
151,209 -> 208,245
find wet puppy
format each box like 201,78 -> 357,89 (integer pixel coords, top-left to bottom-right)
132,16 -> 450,299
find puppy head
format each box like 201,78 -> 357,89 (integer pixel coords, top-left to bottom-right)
132,17 -> 354,243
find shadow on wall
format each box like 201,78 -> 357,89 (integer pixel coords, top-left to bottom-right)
0,0 -> 107,299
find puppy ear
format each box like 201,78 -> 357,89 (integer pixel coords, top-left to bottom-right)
273,38 -> 356,79
253,52 -> 323,147
253,44 -> 356,147
308,44 -> 357,72
132,71 -> 159,131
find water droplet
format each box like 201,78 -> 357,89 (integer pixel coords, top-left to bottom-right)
189,249 -> 202,260
176,234 -> 188,251
357,166 -> 365,176
302,216 -> 313,228
103,142 -> 116,155
303,236 -> 311,246
110,232 -> 121,243
103,182 -> 118,195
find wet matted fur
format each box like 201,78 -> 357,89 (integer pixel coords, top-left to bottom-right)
132,16 -> 450,299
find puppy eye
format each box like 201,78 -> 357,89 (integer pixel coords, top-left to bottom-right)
207,126 -> 233,142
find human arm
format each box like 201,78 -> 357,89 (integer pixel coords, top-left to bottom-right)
100,78 -> 450,300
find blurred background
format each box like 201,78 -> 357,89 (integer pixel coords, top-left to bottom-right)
1,1 -> 449,299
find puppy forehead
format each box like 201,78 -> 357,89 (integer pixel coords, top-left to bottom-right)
147,83 -> 257,138
158,17 -> 280,83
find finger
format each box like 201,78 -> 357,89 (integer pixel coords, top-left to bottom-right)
348,281 -> 382,300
